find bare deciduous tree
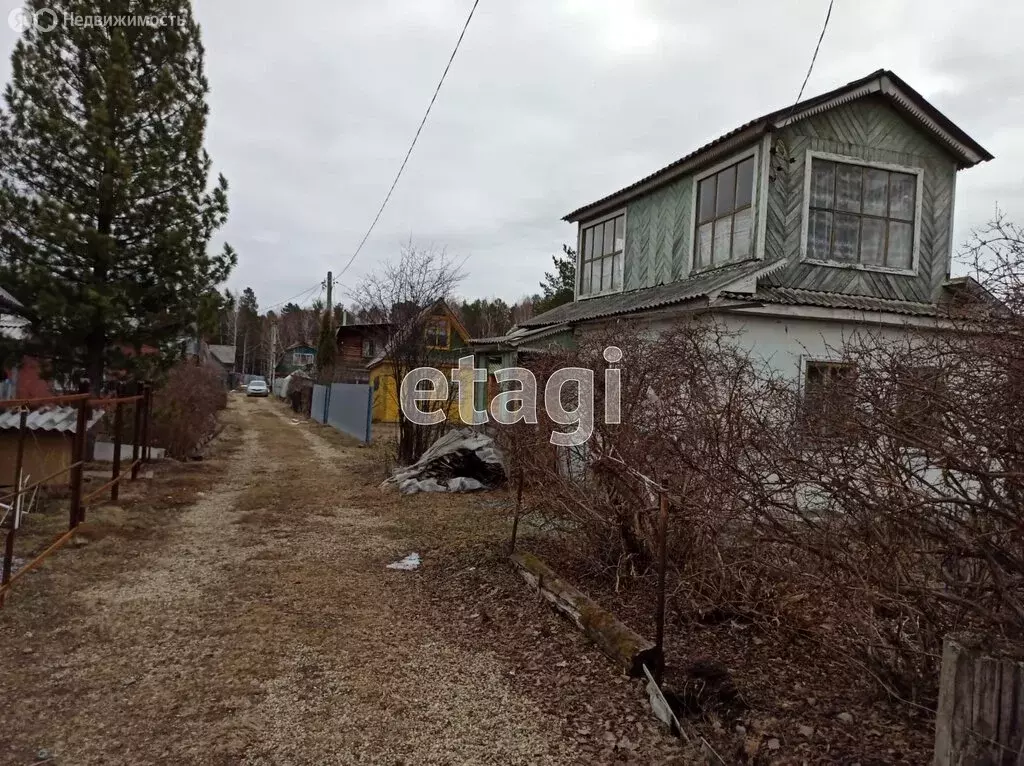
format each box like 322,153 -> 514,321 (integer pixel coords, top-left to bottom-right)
349,243 -> 465,463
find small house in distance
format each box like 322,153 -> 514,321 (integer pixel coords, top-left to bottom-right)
276,343 -> 317,377
335,321 -> 391,384
366,300 -> 471,423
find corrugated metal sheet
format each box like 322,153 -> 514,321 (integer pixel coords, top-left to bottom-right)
519,259 -> 776,328
730,286 -> 943,317
471,324 -> 571,347
564,69 -> 992,223
0,285 -> 24,315
0,313 -> 30,340
0,405 -> 105,433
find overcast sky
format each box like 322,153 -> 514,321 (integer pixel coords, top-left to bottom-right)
2,0 -> 1023,311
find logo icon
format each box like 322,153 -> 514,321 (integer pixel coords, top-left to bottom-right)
7,7 -> 59,33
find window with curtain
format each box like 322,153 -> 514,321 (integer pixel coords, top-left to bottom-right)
579,213 -> 625,296
806,157 -> 918,270
695,155 -> 756,270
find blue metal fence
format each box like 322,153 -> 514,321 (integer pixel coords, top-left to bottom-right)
309,383 -> 372,442
327,383 -> 373,443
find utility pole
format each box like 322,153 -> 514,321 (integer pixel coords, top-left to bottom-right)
232,304 -> 239,373
269,321 -> 278,392
326,271 -> 333,332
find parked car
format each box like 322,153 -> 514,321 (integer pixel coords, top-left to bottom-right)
246,379 -> 269,397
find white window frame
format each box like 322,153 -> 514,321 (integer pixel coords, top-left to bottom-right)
800,150 -> 924,276
687,145 -> 763,274
575,208 -> 627,301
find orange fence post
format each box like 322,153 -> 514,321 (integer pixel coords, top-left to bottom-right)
130,381 -> 142,480
2,409 -> 29,590
111,386 -> 124,503
140,382 -> 151,465
68,380 -> 90,529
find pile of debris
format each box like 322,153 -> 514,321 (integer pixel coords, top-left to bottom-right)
382,428 -> 506,494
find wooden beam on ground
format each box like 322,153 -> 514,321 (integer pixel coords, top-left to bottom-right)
510,551 -> 657,678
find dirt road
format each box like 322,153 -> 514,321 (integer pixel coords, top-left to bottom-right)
0,397 -> 685,765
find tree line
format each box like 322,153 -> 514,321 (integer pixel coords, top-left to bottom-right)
209,245 -> 577,377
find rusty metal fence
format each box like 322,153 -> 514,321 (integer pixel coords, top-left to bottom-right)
0,381 -> 154,606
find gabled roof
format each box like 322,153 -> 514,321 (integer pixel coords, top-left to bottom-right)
520,259 -> 787,327
565,69 -> 993,223
208,344 -> 236,365
365,299 -> 471,369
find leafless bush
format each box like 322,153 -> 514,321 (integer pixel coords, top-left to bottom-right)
150,360 -> 228,459
498,217 -> 1024,708
349,243 -> 465,464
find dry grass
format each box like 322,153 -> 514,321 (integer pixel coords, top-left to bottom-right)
0,397 -> 695,764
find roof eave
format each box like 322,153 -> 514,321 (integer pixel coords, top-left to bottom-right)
562,122 -> 770,223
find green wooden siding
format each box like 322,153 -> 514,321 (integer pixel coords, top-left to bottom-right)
620,174 -> 692,291
580,95 -> 958,304
764,95 -> 957,302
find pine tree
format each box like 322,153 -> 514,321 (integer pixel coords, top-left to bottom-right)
0,0 -> 236,386
535,245 -> 577,314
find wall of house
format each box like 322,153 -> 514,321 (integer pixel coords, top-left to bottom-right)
764,96 -> 958,301
642,310 -> 924,384
588,139 -> 768,293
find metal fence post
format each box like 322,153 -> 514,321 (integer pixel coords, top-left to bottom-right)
2,409 -> 29,590
111,384 -> 124,502
140,382 -> 151,464
130,381 -> 142,480
68,380 -> 91,529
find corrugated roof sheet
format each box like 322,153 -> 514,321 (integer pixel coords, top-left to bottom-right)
0,405 -> 105,433
519,259 -> 776,328
0,286 -> 25,315
0,314 -> 30,340
728,286 -> 943,317
470,323 -> 571,348
565,69 -> 992,222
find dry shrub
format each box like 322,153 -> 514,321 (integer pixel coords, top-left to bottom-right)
498,217 -> 1024,710
150,360 -> 228,459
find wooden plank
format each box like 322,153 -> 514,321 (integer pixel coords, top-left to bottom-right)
510,551 -> 658,677
935,636 -> 1024,765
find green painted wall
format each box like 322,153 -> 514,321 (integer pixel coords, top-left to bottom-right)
580,95 -> 959,304
763,95 -> 958,302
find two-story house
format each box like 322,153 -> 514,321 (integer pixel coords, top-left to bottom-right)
482,70 -> 992,394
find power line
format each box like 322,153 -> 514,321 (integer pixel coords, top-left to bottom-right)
264,282 -> 324,313
787,0 -> 835,119
334,0 -> 482,285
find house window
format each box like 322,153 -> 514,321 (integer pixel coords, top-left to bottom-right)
362,338 -> 376,358
293,352 -> 314,366
425,320 -> 449,349
579,213 -> 625,296
803,361 -> 857,435
806,157 -> 918,270
695,155 -> 755,270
